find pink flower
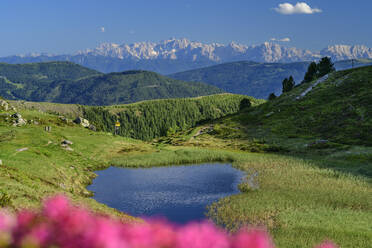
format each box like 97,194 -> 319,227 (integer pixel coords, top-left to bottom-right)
316,241 -> 338,248
123,221 -> 176,248
0,211 -> 15,231
0,196 -> 341,248
176,222 -> 229,248
43,194 -> 70,219
231,229 -> 274,248
27,223 -> 51,247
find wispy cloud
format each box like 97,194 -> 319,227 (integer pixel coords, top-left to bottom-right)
270,37 -> 291,42
100,27 -> 105,33
274,2 -> 322,15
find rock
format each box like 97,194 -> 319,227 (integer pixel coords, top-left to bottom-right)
16,147 -> 28,152
11,113 -> 21,119
64,146 -> 74,151
0,159 -> 2,165
89,124 -> 97,131
74,117 -> 90,128
61,140 -> 73,145
11,113 -> 27,126
0,100 -> 9,111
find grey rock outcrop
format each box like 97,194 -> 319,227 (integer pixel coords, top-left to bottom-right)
74,117 -> 90,128
16,147 -> 28,152
0,100 -> 9,111
12,113 -> 27,126
88,124 -> 97,131
61,140 -> 73,145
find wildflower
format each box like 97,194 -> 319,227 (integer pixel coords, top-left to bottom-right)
231,229 -> 274,248
316,241 -> 338,248
176,222 -> 229,248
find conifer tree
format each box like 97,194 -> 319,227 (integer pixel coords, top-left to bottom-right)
304,62 -> 317,83
268,93 -> 277,100
282,76 -> 295,93
317,57 -> 335,77
239,98 -> 251,110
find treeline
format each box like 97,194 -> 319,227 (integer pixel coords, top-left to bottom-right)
82,94 -> 258,140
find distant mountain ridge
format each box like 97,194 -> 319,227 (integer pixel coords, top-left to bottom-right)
0,62 -> 223,105
170,59 -> 372,99
1,39 -> 372,74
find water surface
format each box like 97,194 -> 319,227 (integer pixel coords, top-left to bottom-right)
88,163 -> 244,223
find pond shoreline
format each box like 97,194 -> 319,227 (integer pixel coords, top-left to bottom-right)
87,163 -> 245,224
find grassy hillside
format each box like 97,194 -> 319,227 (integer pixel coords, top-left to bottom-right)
235,65 -> 372,146
170,59 -> 372,99
0,62 -> 223,105
0,106 -> 143,220
170,66 -> 372,176
156,66 -> 372,247
3,94 -> 261,141
1,89 -> 371,247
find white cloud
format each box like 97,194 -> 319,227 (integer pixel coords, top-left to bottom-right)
100,27 -> 105,33
274,2 -> 322,15
270,37 -> 291,42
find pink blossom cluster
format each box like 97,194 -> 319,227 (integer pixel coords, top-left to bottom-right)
0,196 -> 336,248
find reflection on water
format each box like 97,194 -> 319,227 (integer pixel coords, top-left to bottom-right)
87,163 -> 244,223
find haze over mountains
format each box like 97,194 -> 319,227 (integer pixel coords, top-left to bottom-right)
1,38 -> 372,74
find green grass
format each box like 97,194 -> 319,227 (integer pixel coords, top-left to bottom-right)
1,79 -> 372,248
235,66 -> 372,146
0,109 -> 142,221
112,147 -> 372,247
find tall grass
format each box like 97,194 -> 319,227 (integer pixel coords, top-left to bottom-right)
113,147 -> 372,247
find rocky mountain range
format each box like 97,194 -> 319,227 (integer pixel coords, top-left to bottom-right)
1,38 -> 371,74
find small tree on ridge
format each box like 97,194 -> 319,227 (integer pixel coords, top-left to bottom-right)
317,57 -> 335,77
282,76 -> 295,93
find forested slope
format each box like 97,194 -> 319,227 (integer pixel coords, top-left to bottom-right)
0,62 -> 223,105
83,94 -> 264,140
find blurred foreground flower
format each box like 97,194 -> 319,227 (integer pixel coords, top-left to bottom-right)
0,195 -> 337,248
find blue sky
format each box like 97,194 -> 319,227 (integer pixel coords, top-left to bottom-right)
1,0 -> 371,56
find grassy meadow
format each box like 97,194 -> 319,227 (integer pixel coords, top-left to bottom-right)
1,71 -> 372,248
113,145 -> 372,247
